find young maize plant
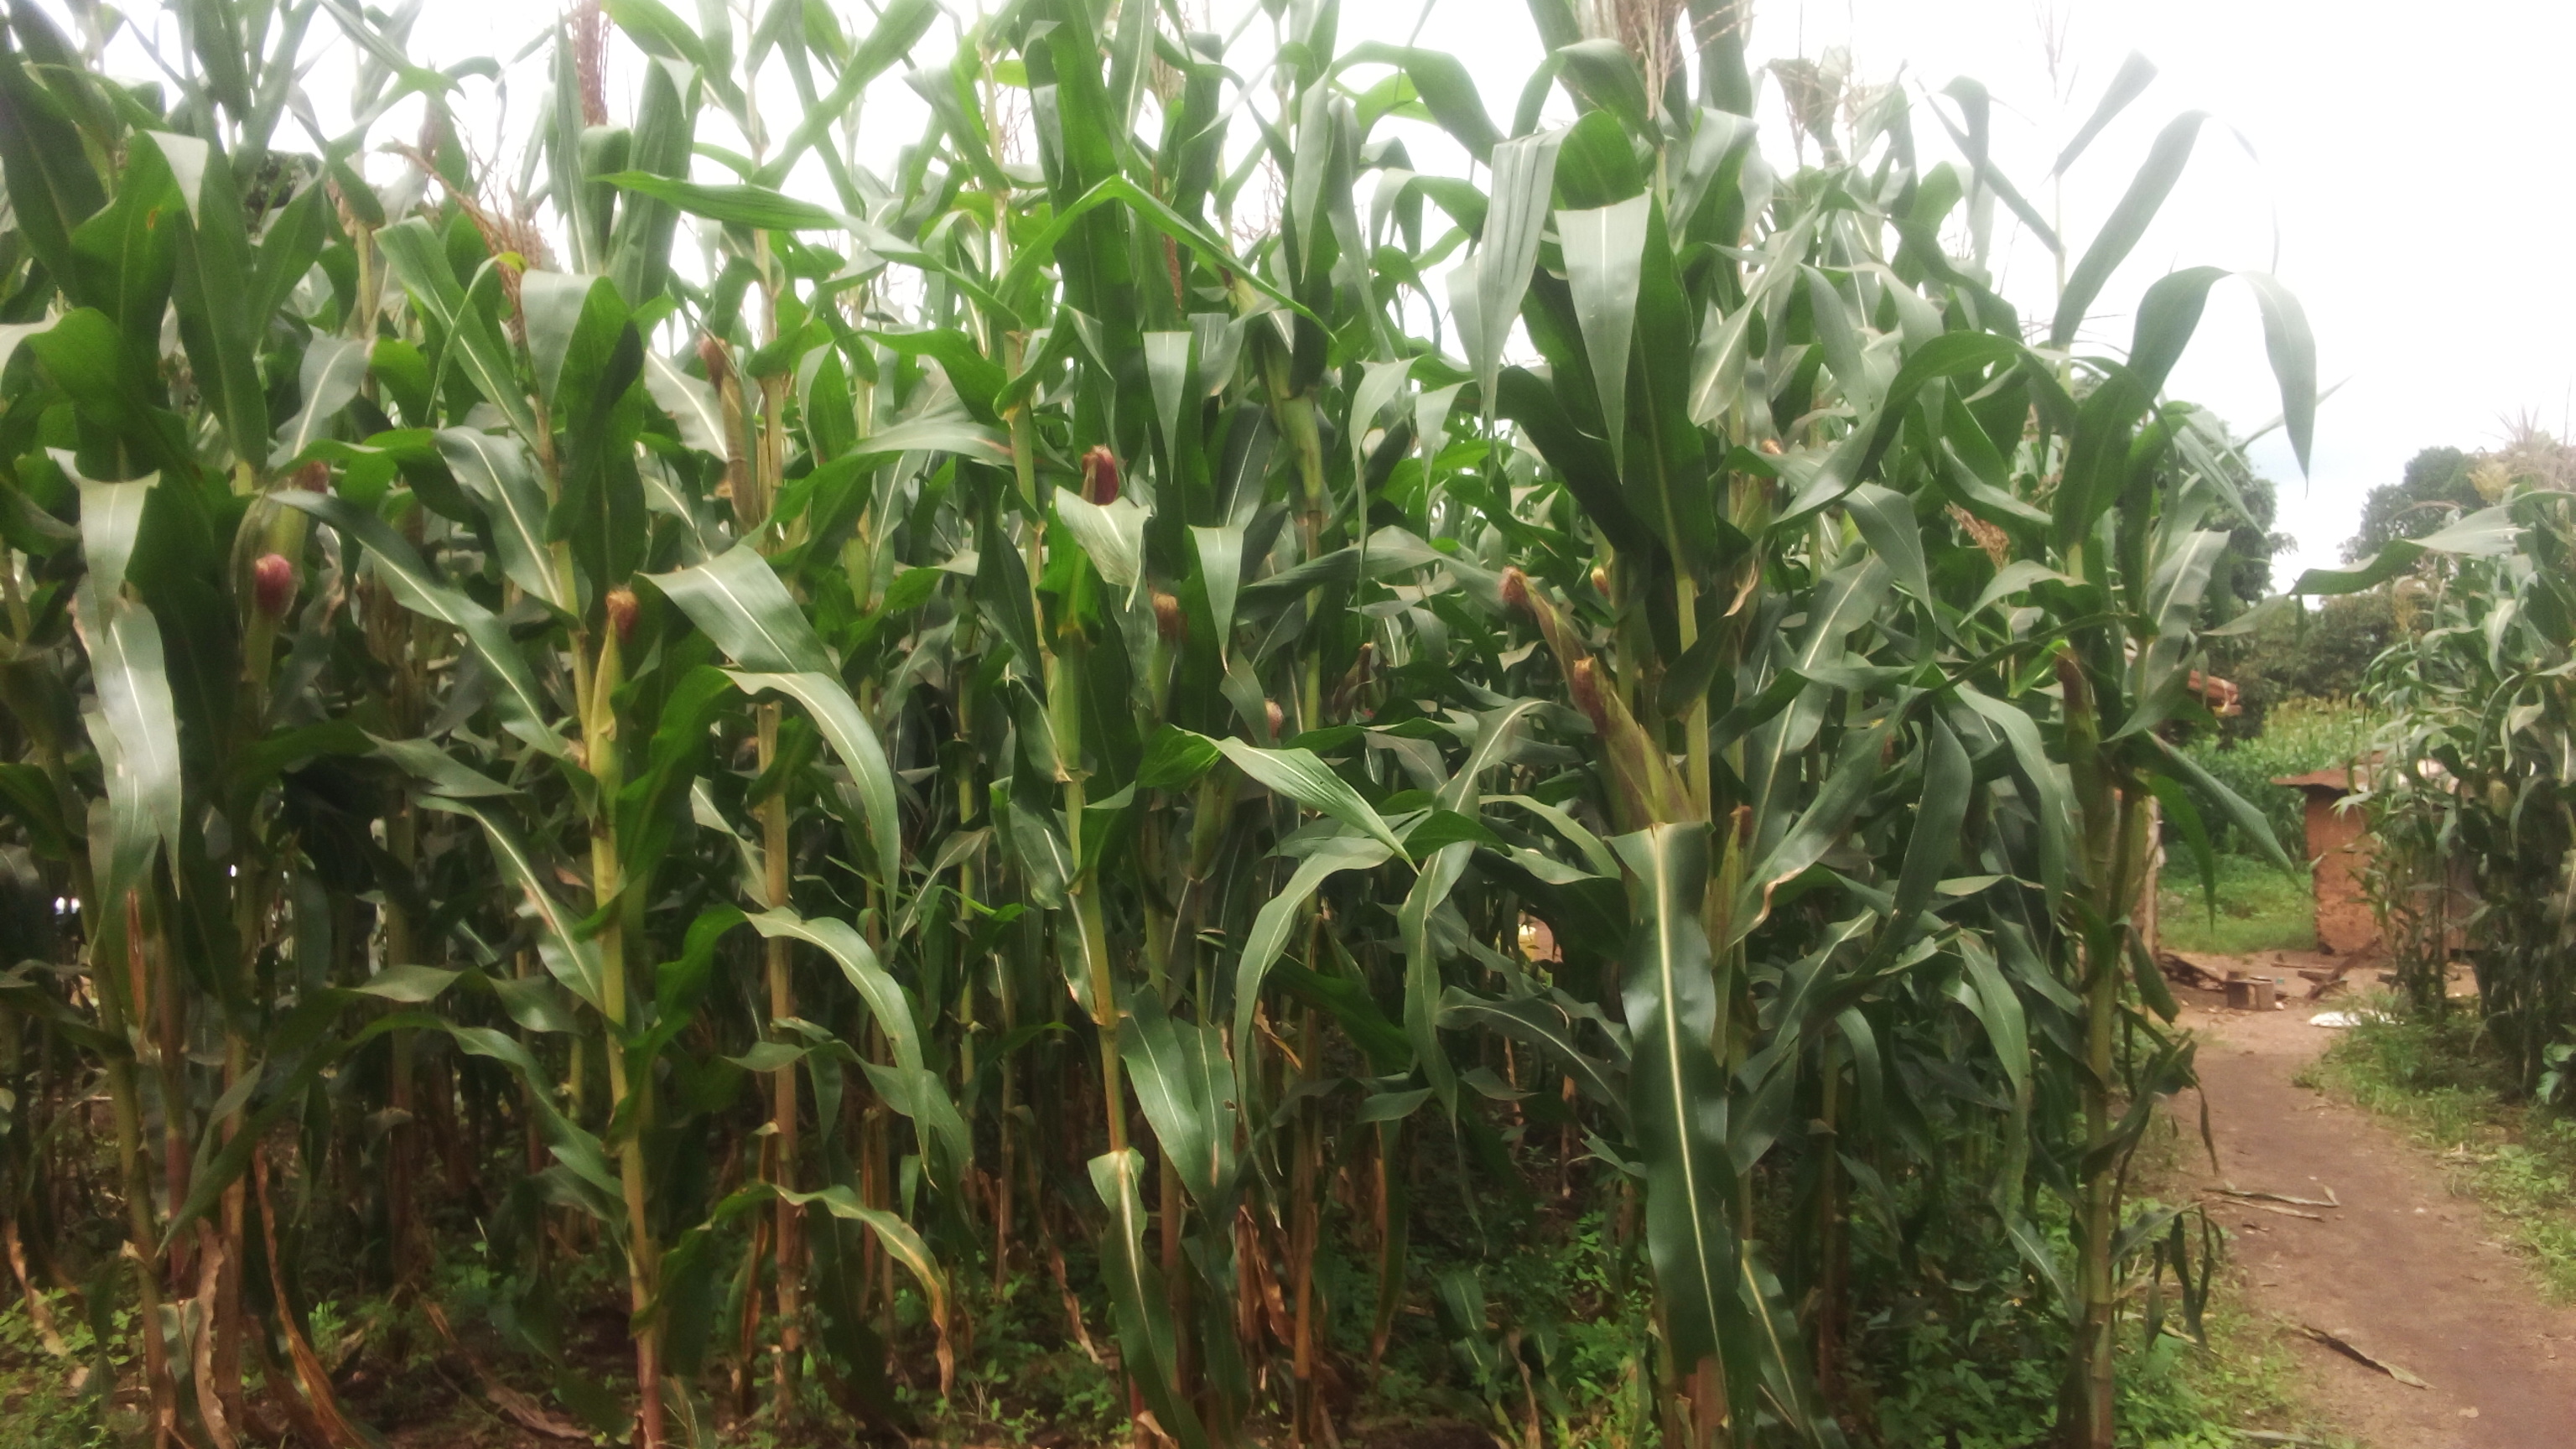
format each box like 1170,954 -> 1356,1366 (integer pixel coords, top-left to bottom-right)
0,1 -> 2309,1446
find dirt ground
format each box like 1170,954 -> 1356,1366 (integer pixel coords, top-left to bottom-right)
2176,952 -> 2576,1446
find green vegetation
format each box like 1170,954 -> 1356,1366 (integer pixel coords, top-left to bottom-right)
0,1 -> 2315,1446
2153,694 -> 2360,954
2305,1007 -> 2576,1301
2174,696 -> 2375,855
2158,853 -> 2313,956
2345,445 -> 2483,562
2331,453 -> 2576,1076
2208,594 -> 2397,736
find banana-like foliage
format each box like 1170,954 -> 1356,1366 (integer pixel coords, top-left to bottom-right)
0,2 -> 2306,1446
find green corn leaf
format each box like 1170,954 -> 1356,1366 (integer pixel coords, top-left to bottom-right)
776,1184 -> 952,1381
1230,835 -> 1394,1109
1557,194 -> 1649,475
1555,39 -> 1654,138
1052,488 -> 1149,597
1956,936 -> 2030,1093
1857,330 -> 2025,484
276,491 -> 566,756
2127,266 -> 2229,394
144,132 -> 270,469
1436,699 -> 1549,817
652,544 -> 835,673
599,173 -> 839,231
2290,505 -> 2520,595
641,351 -> 726,455
1212,737 -> 1407,858
1804,266 -> 1871,408
74,591 -> 183,889
1135,724 -> 1221,792
437,428 -> 568,611
2050,112 -> 2207,349
1734,717 -> 1897,945
870,328 -> 1008,427
1435,987 -> 1628,1126
1191,525 -> 1244,666
1469,130 -> 1564,412
368,733 -> 517,799
726,673 -> 901,886
995,173 -> 1301,324
522,270 -> 636,425
2240,271 -> 2317,475
0,46 -> 107,288
1119,996 -> 1239,1212
1883,714 -> 1971,949
602,0 -> 708,69
376,216 -> 540,443
1088,1147 -> 1208,1449
69,138 -> 182,356
1934,79 -> 2063,258
755,0 -> 937,186
2112,529 -> 2232,740
1400,841 -> 1473,1111
604,54 -> 696,305
1004,786 -> 1070,908
272,337 -> 371,468
1958,685 -> 2075,901
1143,330 -> 1193,473
1845,484 -> 1932,606
2148,773 -> 2221,921
425,797 -> 607,1010
1608,823 -> 1751,1381
747,909 -> 926,1074
2052,51 -> 2158,176
1339,44 -> 1503,162
2147,734 -> 2297,875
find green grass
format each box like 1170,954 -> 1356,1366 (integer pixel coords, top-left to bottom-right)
2158,851 -> 2315,956
2303,1005 -> 2576,1301
0,1287 -> 120,1449
2174,1296 -> 2370,1449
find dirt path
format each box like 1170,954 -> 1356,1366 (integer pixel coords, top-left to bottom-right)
2177,958 -> 2576,1446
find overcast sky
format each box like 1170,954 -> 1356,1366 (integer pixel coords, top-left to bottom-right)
97,0 -> 2569,586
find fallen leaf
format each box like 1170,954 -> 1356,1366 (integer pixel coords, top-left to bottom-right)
2298,1324 -> 2430,1389
2219,1183 -> 2340,1209
421,1297 -> 590,1440
2229,1200 -> 2326,1222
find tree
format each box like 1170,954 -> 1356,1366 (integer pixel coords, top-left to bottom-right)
2207,590 -> 2398,731
2345,446 -> 2480,559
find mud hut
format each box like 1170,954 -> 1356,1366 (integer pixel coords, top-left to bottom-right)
2273,763 -> 2376,954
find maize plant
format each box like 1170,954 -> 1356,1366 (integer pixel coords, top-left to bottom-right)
2320,486 -> 2573,1086
0,1 -> 2309,1446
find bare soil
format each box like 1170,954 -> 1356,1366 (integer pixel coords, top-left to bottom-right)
2176,954 -> 2576,1446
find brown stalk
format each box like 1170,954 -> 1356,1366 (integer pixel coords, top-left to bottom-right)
255,1143 -> 368,1448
